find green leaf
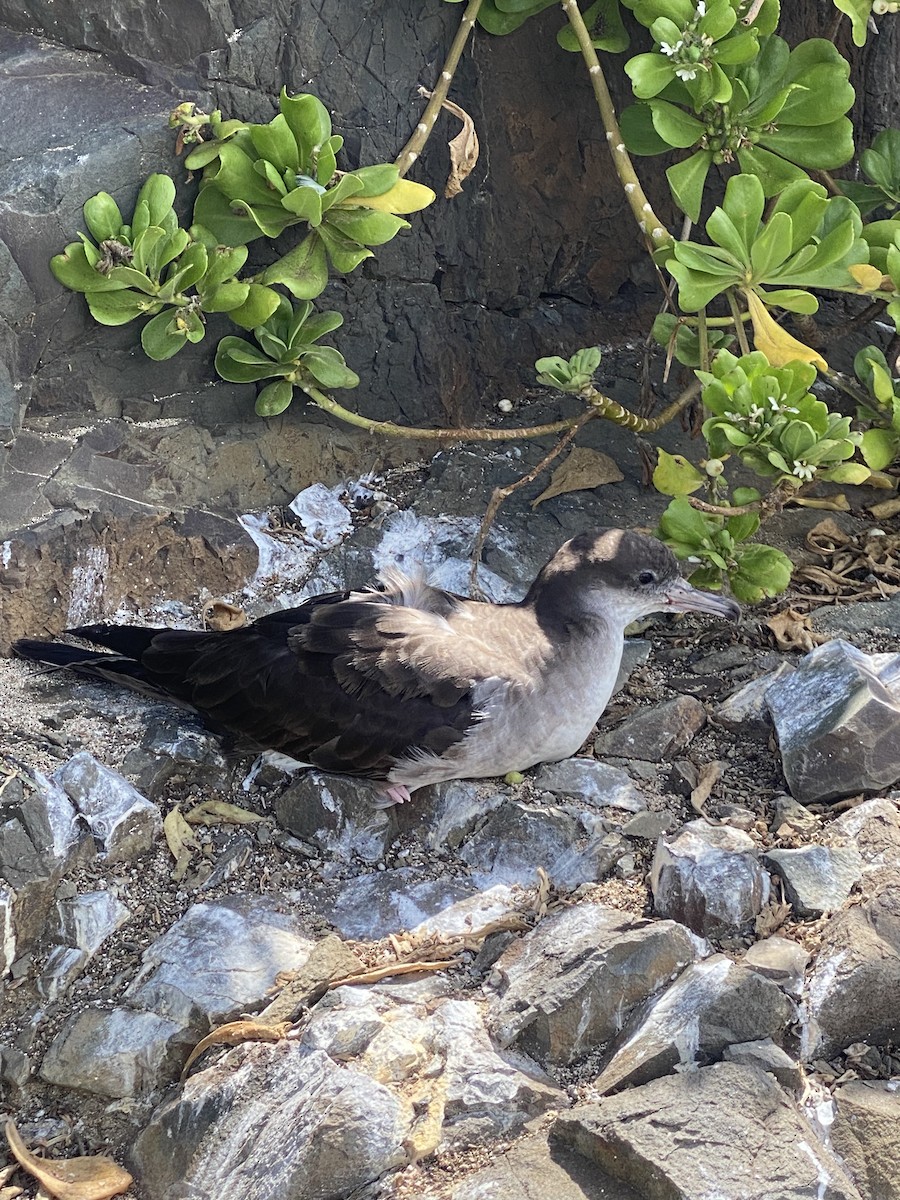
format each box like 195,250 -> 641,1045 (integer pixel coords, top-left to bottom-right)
652,448 -> 705,496
140,310 -> 190,360
666,151 -> 715,223
83,193 -> 124,242
317,223 -> 374,273
648,101 -> 705,150
50,243 -> 129,294
215,336 -> 284,383
832,0 -> 873,46
557,0 -> 629,52
749,211 -> 793,278
231,199 -> 298,239
255,380 -> 295,417
201,279 -> 250,312
658,496 -> 716,547
759,118 -> 855,171
758,288 -> 818,314
135,174 -> 176,228
860,427 -> 900,471
85,290 -> 160,326
227,283 -> 282,330
625,53 -> 675,101
730,543 -> 793,602
736,145 -> 808,197
294,310 -> 343,346
476,0 -> 556,35
320,173 -> 366,211
620,104 -> 670,155
345,164 -> 400,198
281,185 -> 325,225
300,346 -> 360,389
261,232 -> 329,299
279,90 -> 332,175
192,186 -> 265,246
820,461 -> 872,484
201,244 -> 249,289
248,114 -> 300,173
325,208 -> 408,246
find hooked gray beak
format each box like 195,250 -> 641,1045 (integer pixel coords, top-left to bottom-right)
662,575 -> 741,621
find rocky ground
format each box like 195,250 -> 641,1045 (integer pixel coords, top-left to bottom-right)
3,439 -> 900,1200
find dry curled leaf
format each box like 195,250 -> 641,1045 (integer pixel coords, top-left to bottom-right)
184,800 -> 265,827
765,608 -> 822,652
531,447 -> 624,508
5,1121 -> 132,1200
202,600 -> 247,631
163,805 -> 199,882
787,494 -> 851,512
419,86 -> 479,198
869,496 -> 900,520
182,1019 -> 290,1079
690,760 -> 723,817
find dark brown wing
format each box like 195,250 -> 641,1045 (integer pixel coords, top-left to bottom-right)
15,587 -> 488,779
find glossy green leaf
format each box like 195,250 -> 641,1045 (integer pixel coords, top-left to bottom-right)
227,283 -> 282,330
860,427 -> 900,471
279,90 -> 332,175
557,0 -> 629,52
321,173 -> 366,211
758,288 -> 818,314
476,0 -> 556,34
293,310 -> 343,345
648,100 -> 705,149
85,290 -> 159,326
625,53 -> 675,100
261,232 -> 329,299
83,193 -> 124,243
201,244 -> 249,288
325,208 -> 408,246
736,145 -> 808,196
730,543 -> 793,602
832,0 -> 873,46
140,310 -> 190,360
215,336 -> 283,383
193,186 -> 263,246
51,243 -> 129,293
666,150 -> 714,222
759,117 -> 854,171
249,114 -> 300,173
653,448 -> 705,496
620,103 -> 670,155
346,164 -> 400,198
749,212 -> 793,277
136,174 -> 176,228
201,279 -> 250,312
255,380 -> 295,417
300,346 -> 360,389
317,223 -> 374,273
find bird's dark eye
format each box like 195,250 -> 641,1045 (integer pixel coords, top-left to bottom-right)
638,570 -> 656,586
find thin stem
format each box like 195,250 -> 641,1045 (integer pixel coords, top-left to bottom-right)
300,378 -> 698,441
698,307 -> 709,373
394,0 -> 483,178
559,0 -> 673,250
688,479 -> 793,518
727,289 -> 751,355
469,406 -> 599,593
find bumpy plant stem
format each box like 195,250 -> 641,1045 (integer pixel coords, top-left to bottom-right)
395,0 -> 484,178
687,479 -> 794,518
560,0 -> 674,250
301,377 -> 698,441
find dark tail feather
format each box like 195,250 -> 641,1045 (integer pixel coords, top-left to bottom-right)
12,636 -> 170,697
67,623 -> 162,658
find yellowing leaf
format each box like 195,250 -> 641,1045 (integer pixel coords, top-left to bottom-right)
343,179 -> 435,214
163,805 -> 199,882
652,448 -> 705,496
182,1019 -> 290,1079
744,289 -> 828,372
531,447 -> 624,507
5,1120 -> 132,1200
184,800 -> 265,826
848,263 -> 888,292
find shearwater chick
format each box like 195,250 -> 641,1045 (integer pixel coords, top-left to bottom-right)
13,528 -> 739,804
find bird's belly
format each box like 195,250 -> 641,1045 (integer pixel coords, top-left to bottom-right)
390,641 -> 622,790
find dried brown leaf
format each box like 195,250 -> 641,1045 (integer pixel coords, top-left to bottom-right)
184,800 -> 265,827
788,494 -> 850,512
690,760 -> 723,817
869,496 -> 900,520
4,1121 -> 132,1200
754,897 -> 792,938
181,1019 -> 290,1079
531,448 -> 624,508
163,806 -> 199,882
805,517 -> 850,554
765,608 -> 822,652
419,87 -> 479,198
202,600 -> 247,631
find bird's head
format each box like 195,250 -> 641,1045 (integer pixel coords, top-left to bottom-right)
527,528 -> 741,628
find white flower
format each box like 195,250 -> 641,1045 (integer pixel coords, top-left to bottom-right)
767,395 -> 780,410
660,39 -> 684,56
696,0 -> 707,15
748,403 -> 767,426
724,411 -> 743,423
784,406 -> 799,414
792,460 -> 815,481
675,67 -> 698,81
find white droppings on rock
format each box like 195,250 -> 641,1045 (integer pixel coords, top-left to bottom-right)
66,544 -> 110,625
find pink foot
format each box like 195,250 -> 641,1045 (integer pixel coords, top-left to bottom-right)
373,783 -> 412,809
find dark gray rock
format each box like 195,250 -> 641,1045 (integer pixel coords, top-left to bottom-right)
450,1130 -> 643,1200
274,770 -> 393,864
722,1038 -> 802,1091
393,779 -> 507,851
0,1043 -> 31,1091
132,1043 -> 411,1200
831,1081 -> 900,1200
554,1063 -> 862,1200
593,696 -> 706,763
829,798 -> 900,874
54,751 -> 162,861
531,759 -> 646,812
490,903 -> 701,1066
36,946 -> 89,1001
50,888 -> 131,954
39,1006 -> 187,1098
764,845 -> 863,917
126,895 -> 315,1029
621,810 -> 675,840
459,800 -> 623,889
650,819 -> 771,938
594,956 -> 794,1094
316,868 -> 478,940
0,767 -> 84,947
714,662 -> 794,739
802,882 -> 900,1061
122,712 -> 231,799
766,641 -> 900,804
743,936 -> 809,998
811,594 -> 900,640
771,793 -> 821,838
